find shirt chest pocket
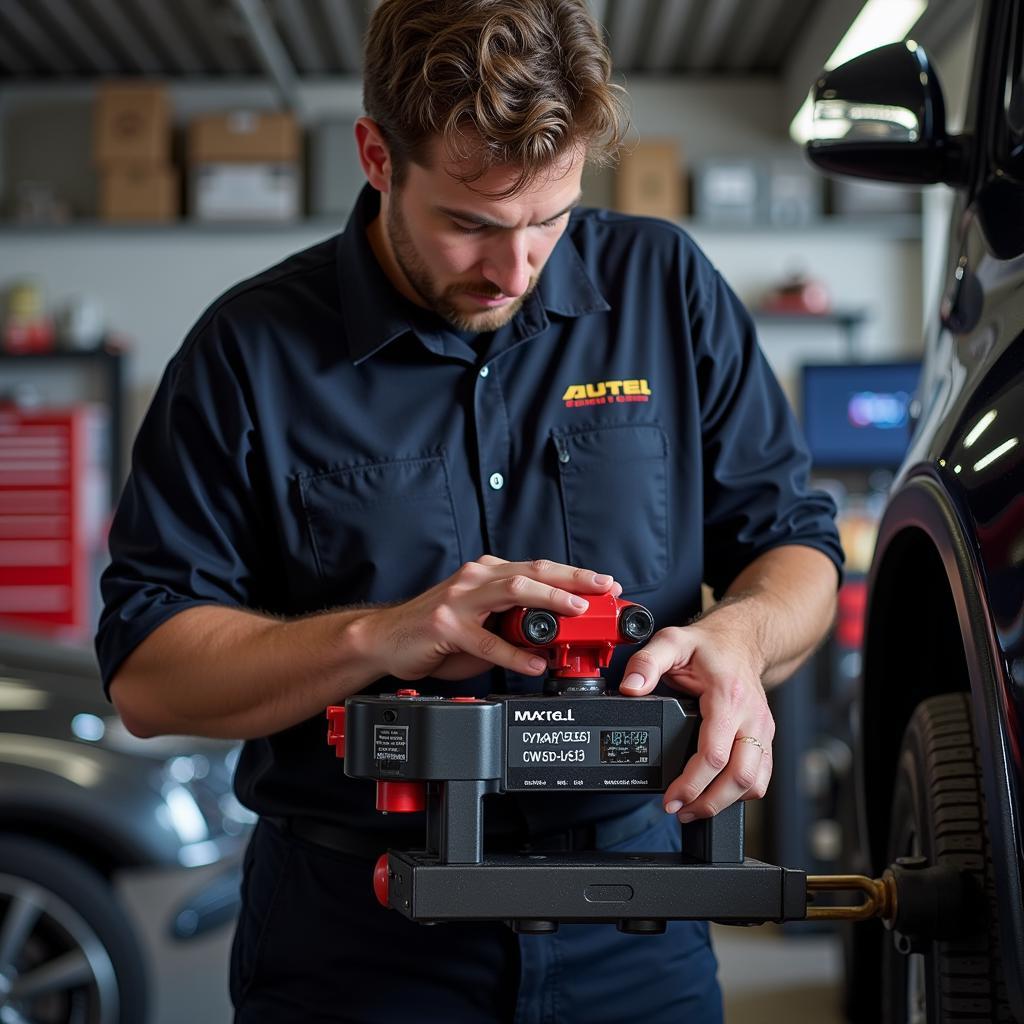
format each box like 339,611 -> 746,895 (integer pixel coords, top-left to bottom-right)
297,454 -> 464,604
551,423 -> 670,593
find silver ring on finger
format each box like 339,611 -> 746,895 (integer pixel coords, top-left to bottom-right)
734,735 -> 765,755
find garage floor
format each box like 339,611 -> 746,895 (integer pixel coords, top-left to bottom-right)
713,923 -> 845,1023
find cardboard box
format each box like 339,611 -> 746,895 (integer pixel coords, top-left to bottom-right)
190,163 -> 301,221
614,140 -> 685,220
693,160 -> 762,225
99,165 -> 178,222
188,112 -> 301,164
94,82 -> 171,166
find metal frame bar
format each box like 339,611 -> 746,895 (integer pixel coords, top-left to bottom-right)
321,0 -> 363,72
134,0 -> 205,74
686,0 -> 745,72
178,0 -> 248,75
0,25 -> 35,75
274,0 -> 329,74
38,0 -> 120,73
230,0 -> 304,113
0,0 -> 78,75
646,0 -> 697,73
608,0 -> 649,71
724,0 -> 787,71
80,0 -> 163,74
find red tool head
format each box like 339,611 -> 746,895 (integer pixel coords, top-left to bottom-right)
498,593 -> 654,694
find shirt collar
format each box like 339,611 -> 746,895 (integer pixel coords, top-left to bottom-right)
337,184 -> 609,365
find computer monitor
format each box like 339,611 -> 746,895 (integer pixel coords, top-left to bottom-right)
801,361 -> 921,469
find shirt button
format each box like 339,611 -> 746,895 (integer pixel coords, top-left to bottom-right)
489,472 -> 504,490
479,365 -> 490,378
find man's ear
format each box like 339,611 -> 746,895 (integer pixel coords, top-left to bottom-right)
355,117 -> 393,194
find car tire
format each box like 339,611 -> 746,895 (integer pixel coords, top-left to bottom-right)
0,836 -> 148,1024
882,692 -> 1009,1023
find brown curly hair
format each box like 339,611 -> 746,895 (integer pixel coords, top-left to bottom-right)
363,0 -> 628,198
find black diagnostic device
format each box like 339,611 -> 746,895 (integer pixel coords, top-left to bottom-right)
331,690 -> 807,933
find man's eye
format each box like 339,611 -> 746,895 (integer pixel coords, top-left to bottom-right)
452,221 -> 484,234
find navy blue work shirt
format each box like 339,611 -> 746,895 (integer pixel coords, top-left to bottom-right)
97,184 -> 843,836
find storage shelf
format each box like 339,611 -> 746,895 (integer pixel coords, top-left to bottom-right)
0,213 -> 922,240
0,346 -> 124,361
751,309 -> 869,359
683,214 -> 921,240
752,309 -> 868,327
0,218 -> 343,235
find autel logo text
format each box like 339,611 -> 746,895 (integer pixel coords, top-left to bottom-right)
513,709 -> 577,722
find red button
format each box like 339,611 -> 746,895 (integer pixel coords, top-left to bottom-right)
395,689 -> 420,697
450,696 -> 479,702
325,705 -> 346,758
376,780 -> 427,813
373,853 -> 390,908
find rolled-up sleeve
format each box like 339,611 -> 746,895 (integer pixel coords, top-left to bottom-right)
95,316 -> 265,693
692,269 -> 844,598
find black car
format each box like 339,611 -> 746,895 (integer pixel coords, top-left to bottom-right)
0,630 -> 252,1024
806,1 -> 1024,1021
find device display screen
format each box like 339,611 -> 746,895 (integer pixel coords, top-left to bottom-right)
801,361 -> 921,469
600,729 -> 650,764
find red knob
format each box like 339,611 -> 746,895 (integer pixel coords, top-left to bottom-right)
396,689 -> 420,697
375,780 -> 427,813
325,705 -> 346,758
373,853 -> 390,908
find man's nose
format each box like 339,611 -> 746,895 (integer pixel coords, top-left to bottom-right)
482,232 -> 532,298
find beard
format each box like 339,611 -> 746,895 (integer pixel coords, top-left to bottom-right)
386,192 -> 536,333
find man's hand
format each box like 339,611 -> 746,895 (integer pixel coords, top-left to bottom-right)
617,610 -> 774,823
352,555 -> 623,683
614,546 -> 838,824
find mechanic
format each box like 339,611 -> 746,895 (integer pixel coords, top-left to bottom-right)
96,1 -> 843,1021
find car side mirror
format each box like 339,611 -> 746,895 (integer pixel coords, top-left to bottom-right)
805,41 -> 970,187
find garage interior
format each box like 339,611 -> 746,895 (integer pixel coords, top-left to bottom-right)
0,0 -> 983,1022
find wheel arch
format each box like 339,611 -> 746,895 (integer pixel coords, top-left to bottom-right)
0,758 -> 184,875
860,469 -> 1024,1020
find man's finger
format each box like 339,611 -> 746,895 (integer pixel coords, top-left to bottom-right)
744,747 -> 773,801
618,628 -> 693,696
472,575 -> 595,618
461,623 -> 549,676
661,696 -> 738,807
477,554 -> 507,566
668,736 -> 766,820
502,559 -> 620,594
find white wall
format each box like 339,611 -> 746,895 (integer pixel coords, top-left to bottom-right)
0,76 -> 921,433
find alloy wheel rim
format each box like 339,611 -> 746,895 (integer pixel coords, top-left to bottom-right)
0,873 -> 118,1024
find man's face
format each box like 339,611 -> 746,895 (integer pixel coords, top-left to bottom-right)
380,142 -> 586,333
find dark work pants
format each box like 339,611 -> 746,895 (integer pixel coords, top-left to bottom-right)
231,812 -> 723,1023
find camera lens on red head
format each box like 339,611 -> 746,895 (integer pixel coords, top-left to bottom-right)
522,609 -> 559,645
619,605 -> 654,643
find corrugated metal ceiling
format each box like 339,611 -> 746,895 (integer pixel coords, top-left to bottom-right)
0,0 -> 973,80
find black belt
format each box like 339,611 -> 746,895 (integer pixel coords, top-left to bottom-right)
266,799 -> 666,861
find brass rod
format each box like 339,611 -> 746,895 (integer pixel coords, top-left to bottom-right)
805,872 -> 896,923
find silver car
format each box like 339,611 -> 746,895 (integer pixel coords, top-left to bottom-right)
0,631 -> 253,1024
